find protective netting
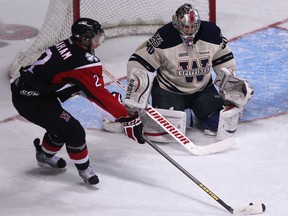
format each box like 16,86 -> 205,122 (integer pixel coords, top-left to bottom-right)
9,0 -> 213,78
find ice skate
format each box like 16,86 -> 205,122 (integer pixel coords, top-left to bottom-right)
78,166 -> 99,186
204,128 -> 217,136
33,138 -> 66,169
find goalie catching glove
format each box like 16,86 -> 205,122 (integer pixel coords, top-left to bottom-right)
214,68 -> 254,107
118,113 -> 145,144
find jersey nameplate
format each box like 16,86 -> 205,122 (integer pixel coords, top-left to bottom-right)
55,41 -> 72,60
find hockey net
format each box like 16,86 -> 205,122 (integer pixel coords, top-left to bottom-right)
9,0 -> 216,78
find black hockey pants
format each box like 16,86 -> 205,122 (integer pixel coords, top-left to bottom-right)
11,82 -> 89,169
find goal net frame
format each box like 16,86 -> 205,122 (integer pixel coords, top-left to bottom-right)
9,0 -> 216,78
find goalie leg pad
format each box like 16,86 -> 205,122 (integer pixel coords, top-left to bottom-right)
140,108 -> 186,143
217,106 -> 243,140
102,91 -> 124,133
102,116 -> 124,133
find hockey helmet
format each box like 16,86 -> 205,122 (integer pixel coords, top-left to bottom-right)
172,3 -> 201,47
71,17 -> 105,48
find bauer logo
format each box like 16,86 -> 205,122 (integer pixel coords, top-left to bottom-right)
78,21 -> 92,28
20,90 -> 39,96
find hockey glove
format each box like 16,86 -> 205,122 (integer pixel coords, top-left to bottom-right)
214,68 -> 254,107
118,113 -> 145,144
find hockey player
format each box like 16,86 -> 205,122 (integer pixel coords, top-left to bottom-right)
125,3 -> 253,140
10,18 -> 144,186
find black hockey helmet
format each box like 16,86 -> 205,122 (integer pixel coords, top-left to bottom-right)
71,17 -> 104,47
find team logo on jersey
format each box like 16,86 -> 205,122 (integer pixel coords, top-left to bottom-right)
149,33 -> 163,48
85,52 -> 99,62
177,58 -> 210,83
178,68 -> 210,76
60,111 -> 71,122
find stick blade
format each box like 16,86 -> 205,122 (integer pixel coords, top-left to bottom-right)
233,203 -> 266,215
198,137 -> 236,155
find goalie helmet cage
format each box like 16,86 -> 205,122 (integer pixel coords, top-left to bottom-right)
8,0 -> 216,78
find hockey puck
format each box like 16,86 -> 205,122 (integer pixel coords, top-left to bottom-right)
0,24 -> 38,40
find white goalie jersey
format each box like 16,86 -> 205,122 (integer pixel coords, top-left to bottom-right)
127,21 -> 236,95
124,21 -> 253,141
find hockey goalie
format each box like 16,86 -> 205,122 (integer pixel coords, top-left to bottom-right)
104,3 -> 254,142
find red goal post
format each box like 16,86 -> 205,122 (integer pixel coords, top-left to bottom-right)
9,0 -> 216,78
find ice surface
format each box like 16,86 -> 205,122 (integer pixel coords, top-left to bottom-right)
0,1 -> 288,215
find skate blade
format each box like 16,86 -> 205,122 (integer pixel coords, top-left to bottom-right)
37,162 -> 67,171
81,179 -> 100,189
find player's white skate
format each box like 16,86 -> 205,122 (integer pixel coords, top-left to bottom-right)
34,138 -> 67,169
78,166 -> 99,186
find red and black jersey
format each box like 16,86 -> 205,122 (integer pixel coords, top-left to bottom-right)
17,37 -> 128,120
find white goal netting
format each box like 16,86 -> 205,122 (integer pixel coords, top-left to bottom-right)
9,0 -> 214,78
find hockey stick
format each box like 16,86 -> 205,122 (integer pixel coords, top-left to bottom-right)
143,136 -> 266,215
103,68 -> 235,155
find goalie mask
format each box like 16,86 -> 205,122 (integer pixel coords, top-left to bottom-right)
71,18 -> 105,49
172,3 -> 201,47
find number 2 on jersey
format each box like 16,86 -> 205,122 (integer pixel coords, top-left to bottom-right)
93,75 -> 101,87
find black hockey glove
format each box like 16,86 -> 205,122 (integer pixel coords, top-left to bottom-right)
118,113 -> 145,144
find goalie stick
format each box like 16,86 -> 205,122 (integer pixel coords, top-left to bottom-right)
103,68 -> 235,155
143,136 -> 266,215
